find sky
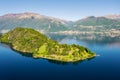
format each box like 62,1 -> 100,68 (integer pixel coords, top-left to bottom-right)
0,0 -> 120,21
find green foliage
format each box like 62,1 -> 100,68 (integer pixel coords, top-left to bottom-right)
0,33 -> 10,43
38,43 -> 48,54
0,27 -> 48,53
0,27 -> 95,62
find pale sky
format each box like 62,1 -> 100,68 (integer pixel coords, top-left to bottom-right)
0,0 -> 120,21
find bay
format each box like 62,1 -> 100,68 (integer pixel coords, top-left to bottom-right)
0,35 -> 120,80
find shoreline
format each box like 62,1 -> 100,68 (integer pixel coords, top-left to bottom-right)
0,42 -> 96,62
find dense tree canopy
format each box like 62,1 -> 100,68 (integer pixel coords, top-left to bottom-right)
0,27 -> 95,62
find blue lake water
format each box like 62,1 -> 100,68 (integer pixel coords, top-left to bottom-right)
0,37 -> 120,80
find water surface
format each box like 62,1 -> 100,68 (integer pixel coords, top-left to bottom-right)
0,35 -> 120,80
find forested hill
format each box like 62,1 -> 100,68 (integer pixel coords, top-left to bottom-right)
0,27 -> 95,62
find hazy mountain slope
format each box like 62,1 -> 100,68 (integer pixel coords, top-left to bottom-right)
0,12 -> 69,33
104,14 -> 120,20
0,12 -> 120,33
73,16 -> 120,31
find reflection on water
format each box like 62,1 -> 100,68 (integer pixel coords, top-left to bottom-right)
47,33 -> 120,47
0,34 -> 120,80
1,33 -> 120,65
0,43 -> 96,65
47,57 -> 95,65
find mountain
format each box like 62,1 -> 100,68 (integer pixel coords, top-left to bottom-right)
0,27 -> 95,62
0,12 -> 120,33
73,16 -> 120,31
104,14 -> 120,20
0,12 -> 69,33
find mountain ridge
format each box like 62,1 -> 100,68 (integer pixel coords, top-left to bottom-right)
0,12 -> 120,33
0,12 -> 69,33
103,14 -> 120,20
1,12 -> 120,21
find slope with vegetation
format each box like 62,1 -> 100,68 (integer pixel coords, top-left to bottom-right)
0,12 -> 68,32
0,27 -> 95,62
0,13 -> 120,34
73,16 -> 120,31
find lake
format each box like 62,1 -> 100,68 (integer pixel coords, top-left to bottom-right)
0,34 -> 120,80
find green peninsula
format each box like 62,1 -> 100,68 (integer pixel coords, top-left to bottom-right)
0,27 -> 95,62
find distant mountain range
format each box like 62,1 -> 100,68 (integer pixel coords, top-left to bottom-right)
0,12 -> 120,33
0,12 -> 69,33
73,16 -> 120,32
104,14 -> 120,20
